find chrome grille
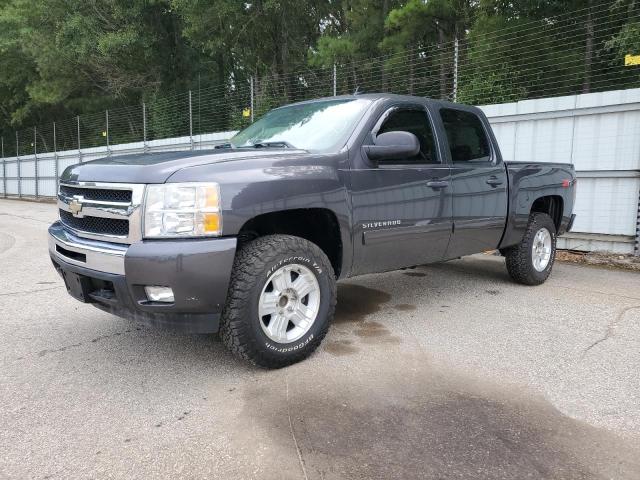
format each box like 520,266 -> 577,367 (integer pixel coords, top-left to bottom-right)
57,182 -> 145,244
59,185 -> 133,203
59,210 -> 129,236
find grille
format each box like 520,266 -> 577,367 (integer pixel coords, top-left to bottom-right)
59,209 -> 129,237
59,185 -> 132,203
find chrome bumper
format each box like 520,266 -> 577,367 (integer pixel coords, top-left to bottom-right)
48,221 -> 128,275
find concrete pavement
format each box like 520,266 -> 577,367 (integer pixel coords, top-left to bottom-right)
1,198 -> 639,479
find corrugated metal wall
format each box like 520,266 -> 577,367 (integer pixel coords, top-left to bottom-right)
0,131 -> 235,198
481,88 -> 640,254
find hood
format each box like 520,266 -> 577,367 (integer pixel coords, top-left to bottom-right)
60,149 -> 306,184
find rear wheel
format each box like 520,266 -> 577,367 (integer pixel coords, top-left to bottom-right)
220,234 -> 336,368
504,213 -> 557,285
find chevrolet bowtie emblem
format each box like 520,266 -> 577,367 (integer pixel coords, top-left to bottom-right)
69,196 -> 84,217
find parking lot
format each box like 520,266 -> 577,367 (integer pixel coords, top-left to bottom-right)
1,198 -> 639,479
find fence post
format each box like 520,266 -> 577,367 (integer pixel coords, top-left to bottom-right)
53,122 -> 59,194
333,63 -> 337,96
250,76 -> 255,123
188,90 -> 194,150
106,110 -> 110,156
453,35 -> 459,103
16,131 -> 21,198
142,102 -> 148,152
34,127 -> 38,198
635,189 -> 640,256
77,115 -> 82,163
1,137 -> 6,198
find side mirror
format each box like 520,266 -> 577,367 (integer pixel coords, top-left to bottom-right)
362,131 -> 420,164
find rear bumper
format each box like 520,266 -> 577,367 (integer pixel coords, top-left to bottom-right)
49,222 -> 237,333
566,213 -> 576,233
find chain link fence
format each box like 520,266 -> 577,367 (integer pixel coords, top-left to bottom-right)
0,2 -> 639,201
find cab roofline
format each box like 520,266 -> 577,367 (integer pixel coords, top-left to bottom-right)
272,92 -> 461,110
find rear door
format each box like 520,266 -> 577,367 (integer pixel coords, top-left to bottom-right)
434,106 -> 508,258
349,105 -> 452,275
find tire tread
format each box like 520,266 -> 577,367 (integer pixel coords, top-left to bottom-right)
504,213 -> 557,286
219,234 -> 336,368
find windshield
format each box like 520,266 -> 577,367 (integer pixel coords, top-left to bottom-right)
230,98 -> 371,153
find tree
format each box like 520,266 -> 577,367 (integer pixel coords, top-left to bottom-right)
310,0 -> 402,94
174,0 -> 333,105
457,0 -> 611,104
382,0 -> 471,98
0,0 -> 200,133
603,1 -> 640,91
1,0 -> 639,144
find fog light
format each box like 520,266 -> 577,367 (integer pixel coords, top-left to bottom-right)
145,286 -> 174,303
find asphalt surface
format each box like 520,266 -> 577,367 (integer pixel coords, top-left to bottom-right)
1,198 -> 639,479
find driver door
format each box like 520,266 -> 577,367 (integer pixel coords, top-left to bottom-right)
349,106 -> 452,275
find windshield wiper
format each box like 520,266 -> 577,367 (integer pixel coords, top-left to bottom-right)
249,141 -> 296,149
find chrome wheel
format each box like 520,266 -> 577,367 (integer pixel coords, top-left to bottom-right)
532,227 -> 552,272
258,263 -> 321,344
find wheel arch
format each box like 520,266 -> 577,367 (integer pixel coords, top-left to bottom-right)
530,195 -> 564,232
237,208 -> 344,278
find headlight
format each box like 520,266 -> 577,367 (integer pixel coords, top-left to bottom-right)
144,183 -> 222,238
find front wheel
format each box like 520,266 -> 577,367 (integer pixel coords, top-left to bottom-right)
504,213 -> 557,285
220,235 -> 336,368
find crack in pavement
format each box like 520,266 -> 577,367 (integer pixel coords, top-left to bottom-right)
38,342 -> 84,357
581,305 -> 640,359
0,211 -> 53,224
0,286 -> 63,297
36,329 -> 137,358
286,376 -> 309,480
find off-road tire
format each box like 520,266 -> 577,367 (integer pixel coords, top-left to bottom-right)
504,213 -> 557,286
220,234 -> 336,368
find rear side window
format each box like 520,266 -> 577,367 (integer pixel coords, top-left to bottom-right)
377,109 -> 438,165
441,109 -> 491,163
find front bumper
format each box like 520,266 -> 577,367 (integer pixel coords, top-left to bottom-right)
49,221 -> 237,333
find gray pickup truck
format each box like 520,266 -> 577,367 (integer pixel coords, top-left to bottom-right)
49,94 -> 576,367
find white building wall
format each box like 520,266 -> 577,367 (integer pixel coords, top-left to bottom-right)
0,131 -> 236,198
481,88 -> 640,254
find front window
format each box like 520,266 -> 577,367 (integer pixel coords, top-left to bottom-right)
377,109 -> 439,165
230,99 -> 372,153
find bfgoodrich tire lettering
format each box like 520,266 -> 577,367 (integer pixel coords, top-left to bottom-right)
220,234 -> 336,368
504,212 -> 557,286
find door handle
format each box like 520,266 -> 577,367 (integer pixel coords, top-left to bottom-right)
486,176 -> 504,186
426,180 -> 449,190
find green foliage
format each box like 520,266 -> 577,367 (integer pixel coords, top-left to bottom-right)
0,0 -> 639,144
383,0 -> 456,51
0,0 -> 200,137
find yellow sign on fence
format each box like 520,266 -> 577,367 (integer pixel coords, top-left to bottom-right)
625,54 -> 640,66
242,108 -> 251,118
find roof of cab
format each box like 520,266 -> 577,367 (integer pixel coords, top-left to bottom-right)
277,92 -> 462,110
